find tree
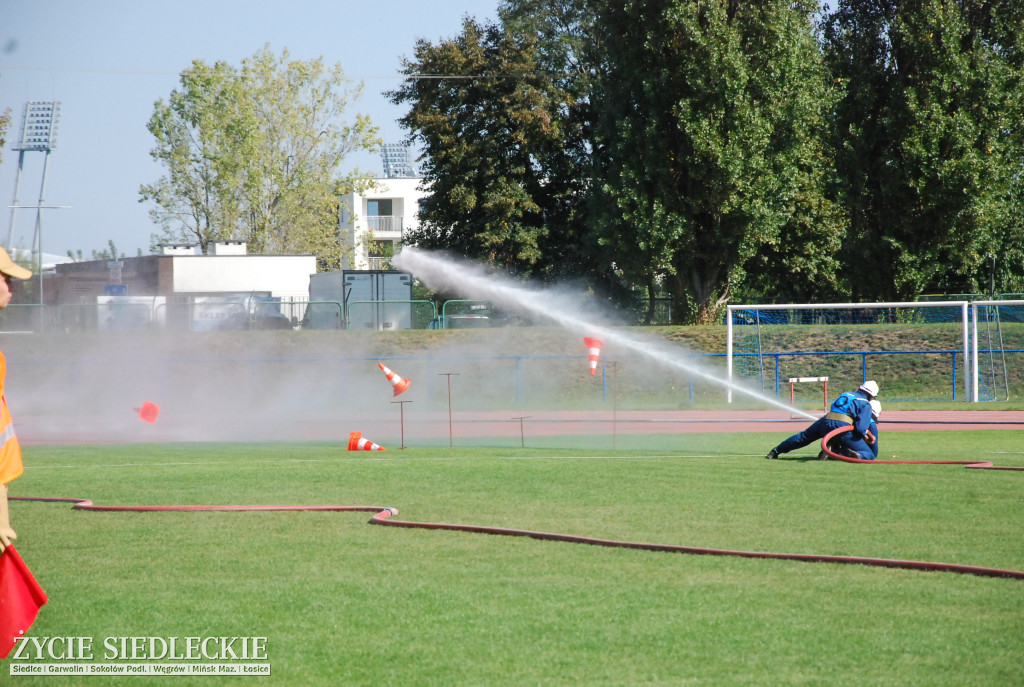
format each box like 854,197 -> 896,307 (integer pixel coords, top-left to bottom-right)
393,3 -> 645,313
140,45 -> 380,269
823,0 -> 1024,299
591,0 -> 842,322
66,240 -> 144,262
389,19 -> 567,276
0,106 -> 10,164
497,1 -> 624,294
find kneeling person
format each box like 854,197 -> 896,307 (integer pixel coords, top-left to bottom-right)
765,380 -> 879,460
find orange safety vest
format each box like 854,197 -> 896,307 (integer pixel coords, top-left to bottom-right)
0,350 -> 23,485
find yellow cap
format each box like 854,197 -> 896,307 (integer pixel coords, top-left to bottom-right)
0,247 -> 33,280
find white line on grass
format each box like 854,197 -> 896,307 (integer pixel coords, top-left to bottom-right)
23,454 -> 750,470
24,459 -> 341,469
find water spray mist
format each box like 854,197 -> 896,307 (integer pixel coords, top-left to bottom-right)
392,248 -> 816,419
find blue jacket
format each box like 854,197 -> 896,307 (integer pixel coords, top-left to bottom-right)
828,390 -> 873,439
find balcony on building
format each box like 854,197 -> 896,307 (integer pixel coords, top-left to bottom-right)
366,214 -> 404,239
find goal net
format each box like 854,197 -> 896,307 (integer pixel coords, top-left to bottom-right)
726,302 -> 970,405
971,299 -> 1024,402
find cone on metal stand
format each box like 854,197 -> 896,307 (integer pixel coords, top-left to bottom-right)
378,362 -> 411,396
583,337 -> 604,376
348,431 -> 385,452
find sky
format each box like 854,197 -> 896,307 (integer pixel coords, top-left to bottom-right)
0,0 -> 501,261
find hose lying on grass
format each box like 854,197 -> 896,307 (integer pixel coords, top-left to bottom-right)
821,426 -> 1024,471
12,496 -> 1024,581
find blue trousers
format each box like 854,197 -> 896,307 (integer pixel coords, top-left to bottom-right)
866,422 -> 879,459
775,418 -> 874,459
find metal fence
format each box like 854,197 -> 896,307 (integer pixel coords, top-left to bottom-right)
0,300 -> 443,333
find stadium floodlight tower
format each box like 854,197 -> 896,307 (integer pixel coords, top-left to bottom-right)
6,101 -> 61,263
381,142 -> 417,178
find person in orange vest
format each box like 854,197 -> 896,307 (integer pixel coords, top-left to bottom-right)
0,247 -> 33,547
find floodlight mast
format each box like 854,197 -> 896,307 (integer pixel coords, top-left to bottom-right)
5,101 -> 62,305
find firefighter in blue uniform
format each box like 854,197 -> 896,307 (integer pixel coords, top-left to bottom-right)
765,380 -> 879,460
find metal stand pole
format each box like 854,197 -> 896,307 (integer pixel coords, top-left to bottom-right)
438,372 -> 459,448
608,361 -> 619,450
6,151 -> 25,250
512,416 -> 530,448
391,400 -> 411,449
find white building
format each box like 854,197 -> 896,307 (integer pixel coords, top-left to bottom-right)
339,176 -> 427,270
166,241 -> 315,302
50,241 -> 317,331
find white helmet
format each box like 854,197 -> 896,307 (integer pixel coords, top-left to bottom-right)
869,400 -> 881,419
859,380 -> 879,398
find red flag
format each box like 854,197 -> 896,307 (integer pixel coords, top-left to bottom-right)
0,545 -> 48,659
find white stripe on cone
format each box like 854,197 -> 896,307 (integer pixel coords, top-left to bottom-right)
348,431 -> 385,451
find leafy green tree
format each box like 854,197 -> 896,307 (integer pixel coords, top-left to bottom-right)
993,180 -> 1024,295
389,19 -> 566,276
141,45 -> 380,269
591,0 -> 842,322
92,240 -> 125,261
66,240 -> 143,262
394,3 -> 645,314
823,0 -> 1024,299
391,0 -> 1022,314
0,106 -> 10,164
497,1 -> 624,293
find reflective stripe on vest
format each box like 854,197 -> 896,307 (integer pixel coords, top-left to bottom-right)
0,422 -> 15,446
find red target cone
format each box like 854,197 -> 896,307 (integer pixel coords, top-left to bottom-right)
133,402 -> 160,423
583,337 -> 604,376
348,432 -> 385,452
378,362 -> 411,396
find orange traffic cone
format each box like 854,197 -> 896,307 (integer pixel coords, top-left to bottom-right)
133,402 -> 160,423
583,337 -> 604,376
378,362 -> 411,396
348,431 -> 385,452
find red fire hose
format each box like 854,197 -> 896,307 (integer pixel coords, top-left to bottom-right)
820,426 -> 1024,470
12,496 -> 1024,580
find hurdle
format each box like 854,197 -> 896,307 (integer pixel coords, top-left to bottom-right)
789,376 -> 829,414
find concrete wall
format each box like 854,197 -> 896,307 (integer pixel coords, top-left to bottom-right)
171,254 -> 316,301
52,251 -> 317,304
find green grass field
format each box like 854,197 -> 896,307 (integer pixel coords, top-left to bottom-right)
7,431 -> 1024,686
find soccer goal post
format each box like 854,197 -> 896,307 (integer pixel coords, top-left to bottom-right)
970,299 -> 1024,403
726,301 -> 971,404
